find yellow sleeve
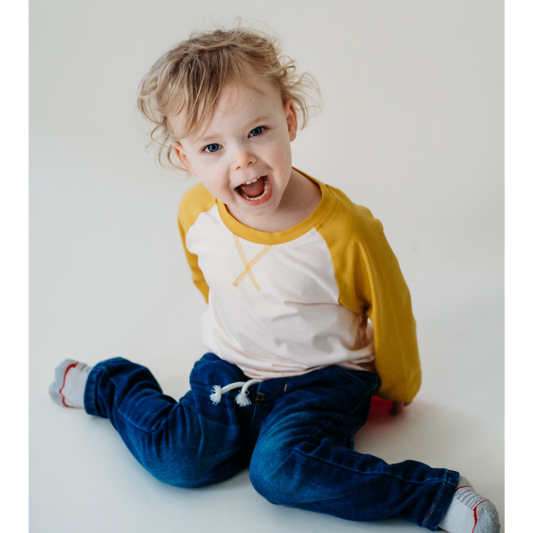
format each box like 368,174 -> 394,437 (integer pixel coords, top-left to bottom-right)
177,182 -> 216,304
318,187 -> 421,402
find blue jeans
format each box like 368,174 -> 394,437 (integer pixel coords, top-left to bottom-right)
84,353 -> 458,530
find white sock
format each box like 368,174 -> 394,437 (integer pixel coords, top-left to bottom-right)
48,359 -> 92,409
439,476 -> 500,532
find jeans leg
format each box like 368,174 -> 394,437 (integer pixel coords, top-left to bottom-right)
84,354 -> 253,488
249,367 -> 458,531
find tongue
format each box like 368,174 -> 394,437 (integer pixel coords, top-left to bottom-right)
239,177 -> 265,198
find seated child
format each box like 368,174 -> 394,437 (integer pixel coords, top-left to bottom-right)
49,26 -> 500,532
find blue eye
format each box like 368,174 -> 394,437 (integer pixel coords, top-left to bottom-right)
250,127 -> 264,137
204,143 -> 220,153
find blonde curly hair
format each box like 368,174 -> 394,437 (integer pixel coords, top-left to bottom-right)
137,25 -> 321,169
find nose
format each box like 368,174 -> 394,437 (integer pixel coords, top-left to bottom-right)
233,144 -> 256,170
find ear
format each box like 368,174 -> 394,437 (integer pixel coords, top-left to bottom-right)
172,141 -> 198,176
284,99 -> 298,142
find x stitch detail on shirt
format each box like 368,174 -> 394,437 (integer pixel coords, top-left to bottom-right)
232,234 -> 271,291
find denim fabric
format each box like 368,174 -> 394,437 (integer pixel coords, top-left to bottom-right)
85,354 -> 458,530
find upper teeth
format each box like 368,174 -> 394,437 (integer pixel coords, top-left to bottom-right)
243,178 -> 259,185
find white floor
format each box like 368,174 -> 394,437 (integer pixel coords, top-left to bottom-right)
29,1 -> 504,531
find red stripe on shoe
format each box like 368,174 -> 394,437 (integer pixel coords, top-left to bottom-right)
472,500 -> 487,533
59,362 -> 79,408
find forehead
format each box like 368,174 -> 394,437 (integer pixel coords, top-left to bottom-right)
171,78 -> 284,142
216,79 -> 281,114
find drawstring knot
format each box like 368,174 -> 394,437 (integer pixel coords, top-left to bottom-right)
210,379 -> 263,407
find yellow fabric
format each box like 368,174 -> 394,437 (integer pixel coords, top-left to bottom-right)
178,182 -> 215,303
177,171 -> 421,402
313,182 -> 421,402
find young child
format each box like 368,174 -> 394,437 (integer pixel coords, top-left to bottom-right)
49,27 -> 500,532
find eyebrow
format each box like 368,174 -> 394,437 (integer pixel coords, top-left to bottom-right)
192,115 -> 271,145
247,115 -> 269,126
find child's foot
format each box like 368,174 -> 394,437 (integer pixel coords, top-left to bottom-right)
49,359 -> 92,408
439,476 -> 500,532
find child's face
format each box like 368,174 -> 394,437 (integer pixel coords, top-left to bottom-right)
171,79 -> 298,228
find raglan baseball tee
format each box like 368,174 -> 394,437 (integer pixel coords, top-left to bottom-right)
178,170 -> 421,402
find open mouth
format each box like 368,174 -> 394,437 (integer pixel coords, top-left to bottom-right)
235,175 -> 270,201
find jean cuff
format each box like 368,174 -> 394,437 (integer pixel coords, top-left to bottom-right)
423,469 -> 460,531
84,363 -> 105,417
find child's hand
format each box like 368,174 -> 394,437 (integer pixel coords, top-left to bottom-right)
389,401 -> 412,416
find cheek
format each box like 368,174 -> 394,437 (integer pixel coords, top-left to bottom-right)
266,136 -> 292,165
276,140 -> 293,167
199,175 -> 231,199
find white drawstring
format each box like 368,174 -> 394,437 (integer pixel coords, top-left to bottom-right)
210,379 -> 263,407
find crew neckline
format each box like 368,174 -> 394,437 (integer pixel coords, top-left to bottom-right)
217,168 -> 337,245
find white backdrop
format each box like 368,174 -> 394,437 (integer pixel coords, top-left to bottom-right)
30,1 -> 504,531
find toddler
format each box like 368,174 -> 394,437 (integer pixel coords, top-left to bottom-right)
49,27 -> 500,532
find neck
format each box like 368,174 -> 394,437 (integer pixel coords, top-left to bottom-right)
231,168 -> 322,233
